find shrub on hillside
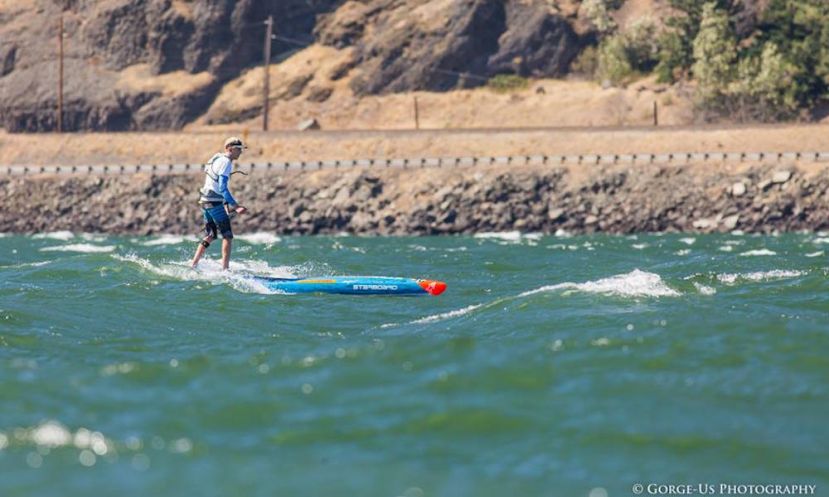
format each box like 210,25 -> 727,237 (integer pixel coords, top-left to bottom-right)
571,46 -> 599,78
596,18 -> 660,86
487,74 -> 530,93
728,43 -> 798,121
581,0 -> 617,35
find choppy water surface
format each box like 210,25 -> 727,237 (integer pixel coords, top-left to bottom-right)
1,232 -> 827,497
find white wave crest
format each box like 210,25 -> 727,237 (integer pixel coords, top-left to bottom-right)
40,244 -> 116,253
79,233 -> 109,242
739,249 -> 777,256
236,233 -> 282,245
32,231 -> 74,241
141,235 -> 195,246
0,260 -> 52,269
114,254 -> 189,278
475,231 -> 522,241
568,270 -> 680,297
693,282 -> 717,295
521,269 -> 680,298
412,304 -> 484,324
113,254 -> 296,294
717,270 -> 805,284
396,270 -> 677,328
474,231 -> 541,244
227,259 -> 296,279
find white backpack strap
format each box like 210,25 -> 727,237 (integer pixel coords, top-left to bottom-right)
204,154 -> 222,181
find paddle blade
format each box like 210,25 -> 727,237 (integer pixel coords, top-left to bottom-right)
418,279 -> 447,296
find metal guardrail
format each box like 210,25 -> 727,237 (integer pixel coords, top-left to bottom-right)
3,151 -> 829,176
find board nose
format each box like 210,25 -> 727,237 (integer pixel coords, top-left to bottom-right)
418,280 -> 447,296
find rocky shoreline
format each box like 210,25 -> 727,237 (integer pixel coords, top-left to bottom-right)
2,161 -> 828,235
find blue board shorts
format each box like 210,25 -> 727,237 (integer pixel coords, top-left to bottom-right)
202,203 -> 233,239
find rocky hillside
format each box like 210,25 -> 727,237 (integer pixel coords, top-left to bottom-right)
0,0 -> 595,132
318,0 -> 588,95
0,0 -> 339,131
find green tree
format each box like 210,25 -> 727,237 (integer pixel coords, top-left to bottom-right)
729,43 -> 798,120
757,0 -> 829,109
605,0 -> 829,120
595,18 -> 660,86
655,0 -> 742,83
596,35 -> 632,84
752,43 -> 798,118
581,0 -> 617,35
692,3 -> 737,108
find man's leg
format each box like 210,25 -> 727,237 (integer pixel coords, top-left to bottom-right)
221,238 -> 232,270
192,214 -> 218,268
191,235 -> 215,268
214,209 -> 234,270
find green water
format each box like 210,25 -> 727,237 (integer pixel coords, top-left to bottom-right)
1,232 -> 827,497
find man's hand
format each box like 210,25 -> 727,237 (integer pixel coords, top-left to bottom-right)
234,205 -> 248,215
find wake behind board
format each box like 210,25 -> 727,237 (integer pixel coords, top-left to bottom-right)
253,275 -> 447,296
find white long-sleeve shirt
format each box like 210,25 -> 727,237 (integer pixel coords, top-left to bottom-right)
199,153 -> 237,205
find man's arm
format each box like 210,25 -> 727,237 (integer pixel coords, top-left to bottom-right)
217,174 -> 238,206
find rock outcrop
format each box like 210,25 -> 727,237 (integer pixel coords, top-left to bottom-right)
316,0 -> 586,95
0,0 -> 339,132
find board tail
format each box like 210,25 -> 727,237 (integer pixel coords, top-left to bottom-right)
418,279 -> 447,296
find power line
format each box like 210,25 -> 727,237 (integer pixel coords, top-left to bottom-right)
272,35 -> 314,47
428,67 -> 490,82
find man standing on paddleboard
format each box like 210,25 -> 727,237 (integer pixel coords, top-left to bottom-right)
190,137 -> 248,270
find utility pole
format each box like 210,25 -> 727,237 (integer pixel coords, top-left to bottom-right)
57,14 -> 64,133
653,101 -> 658,126
262,15 -> 273,131
413,96 -> 420,130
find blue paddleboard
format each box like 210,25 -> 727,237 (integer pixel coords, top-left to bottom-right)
253,276 -> 447,296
